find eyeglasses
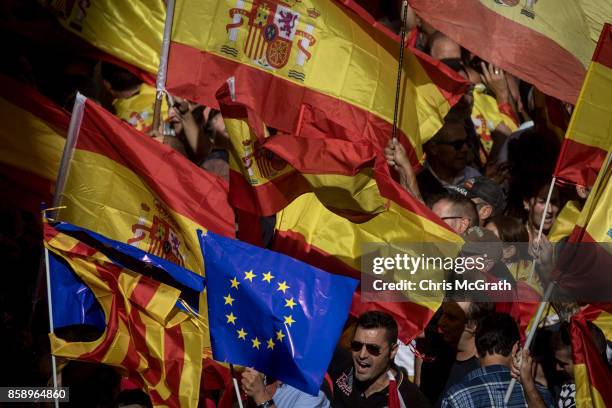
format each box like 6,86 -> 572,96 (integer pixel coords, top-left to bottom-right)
437,139 -> 469,150
350,340 -> 382,356
441,216 -> 465,221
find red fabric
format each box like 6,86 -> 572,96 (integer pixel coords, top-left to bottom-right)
497,102 -> 518,126
593,23 -> 612,68
388,376 -> 400,408
75,100 -> 235,238
409,0 -> 586,103
570,314 -> 612,407
554,137 -> 607,187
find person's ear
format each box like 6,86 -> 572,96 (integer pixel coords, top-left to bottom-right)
390,342 -> 399,361
511,342 -> 520,358
502,245 -> 516,260
480,204 -> 493,221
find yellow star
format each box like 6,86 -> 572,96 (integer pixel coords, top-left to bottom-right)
224,293 -> 235,306
262,271 -> 274,283
276,329 -> 286,342
237,328 -> 247,340
230,277 -> 240,289
267,338 -> 275,350
226,312 -> 237,325
284,297 -> 296,309
251,337 -> 261,349
277,280 -> 290,294
244,270 -> 256,282
283,315 -> 295,327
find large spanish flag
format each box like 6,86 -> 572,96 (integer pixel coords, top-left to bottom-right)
571,312 -> 612,408
273,166 -> 462,341
45,222 -> 206,408
409,0 -> 612,104
0,76 -> 69,211
548,200 -> 581,243
167,0 -> 468,166
55,97 -> 235,274
554,23 -> 612,188
45,0 -> 163,75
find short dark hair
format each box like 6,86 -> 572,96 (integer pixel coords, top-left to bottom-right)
554,321 -> 608,361
476,312 -> 519,357
356,311 -> 398,345
429,192 -> 479,227
100,62 -> 142,92
465,302 -> 495,326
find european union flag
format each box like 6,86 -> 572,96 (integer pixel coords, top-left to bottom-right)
201,231 -> 358,396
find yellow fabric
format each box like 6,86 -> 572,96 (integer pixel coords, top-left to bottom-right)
574,363 -> 608,408
564,60 -> 612,149
173,0 -> 455,161
479,0 -> 612,70
112,84 -> 169,133
276,193 -> 462,309
56,149 -> 208,276
506,260 -> 543,294
0,95 -> 65,181
471,87 -> 517,157
574,150 -> 612,245
225,115 -> 388,214
592,309 -> 612,341
549,200 -> 582,243
47,0 -> 164,74
45,230 -> 204,408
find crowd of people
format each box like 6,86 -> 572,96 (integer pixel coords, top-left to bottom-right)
1,0 -> 610,407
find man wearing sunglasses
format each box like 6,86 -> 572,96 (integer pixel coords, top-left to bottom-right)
327,311 -> 431,407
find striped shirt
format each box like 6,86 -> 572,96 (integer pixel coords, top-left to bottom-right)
441,364 -> 553,408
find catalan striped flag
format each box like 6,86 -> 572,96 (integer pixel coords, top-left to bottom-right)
167,0 -> 468,167
45,0 -> 163,75
0,76 -> 69,211
410,0 -> 612,104
273,178 -> 462,341
45,221 -> 207,408
571,312 -> 612,408
554,23 -> 612,188
55,97 -> 235,274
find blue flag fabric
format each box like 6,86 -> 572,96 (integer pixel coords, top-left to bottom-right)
48,221 -> 206,330
49,251 -> 106,330
201,231 -> 358,396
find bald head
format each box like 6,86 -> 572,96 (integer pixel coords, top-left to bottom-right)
429,32 -> 461,60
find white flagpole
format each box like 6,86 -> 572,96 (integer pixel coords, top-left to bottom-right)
152,0 -> 176,132
44,246 -> 60,408
527,177 -> 556,283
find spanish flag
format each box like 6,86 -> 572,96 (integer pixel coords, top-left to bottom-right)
55,97 -> 235,274
410,0 -> 612,104
45,221 -> 206,408
0,76 -> 69,211
167,0 -> 467,166
554,23 -> 612,188
571,312 -> 612,408
552,151 -> 612,303
218,83 -> 386,217
45,0 -> 163,75
548,200 -> 582,243
273,168 -> 461,341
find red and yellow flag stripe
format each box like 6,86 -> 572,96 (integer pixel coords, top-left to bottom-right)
55,98 -> 235,274
167,0 -> 467,167
555,23 -> 612,187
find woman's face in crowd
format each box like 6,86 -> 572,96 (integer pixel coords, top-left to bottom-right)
526,195 -> 559,232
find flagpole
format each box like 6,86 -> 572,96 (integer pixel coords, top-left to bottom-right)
230,364 -> 244,408
391,0 -> 410,144
528,177 -> 556,283
44,245 -> 60,408
152,0 -> 176,132
504,282 -> 555,403
31,93 -> 87,316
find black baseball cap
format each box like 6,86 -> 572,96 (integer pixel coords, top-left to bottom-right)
447,177 -> 506,214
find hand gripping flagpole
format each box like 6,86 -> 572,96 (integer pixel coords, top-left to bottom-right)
152,0 -> 176,133
527,177 -> 557,283
391,0 -> 410,144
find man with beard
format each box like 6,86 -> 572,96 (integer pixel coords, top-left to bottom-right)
327,311 -> 431,407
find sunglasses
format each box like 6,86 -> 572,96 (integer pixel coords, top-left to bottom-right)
437,139 -> 469,150
350,340 -> 382,356
441,216 -> 465,221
